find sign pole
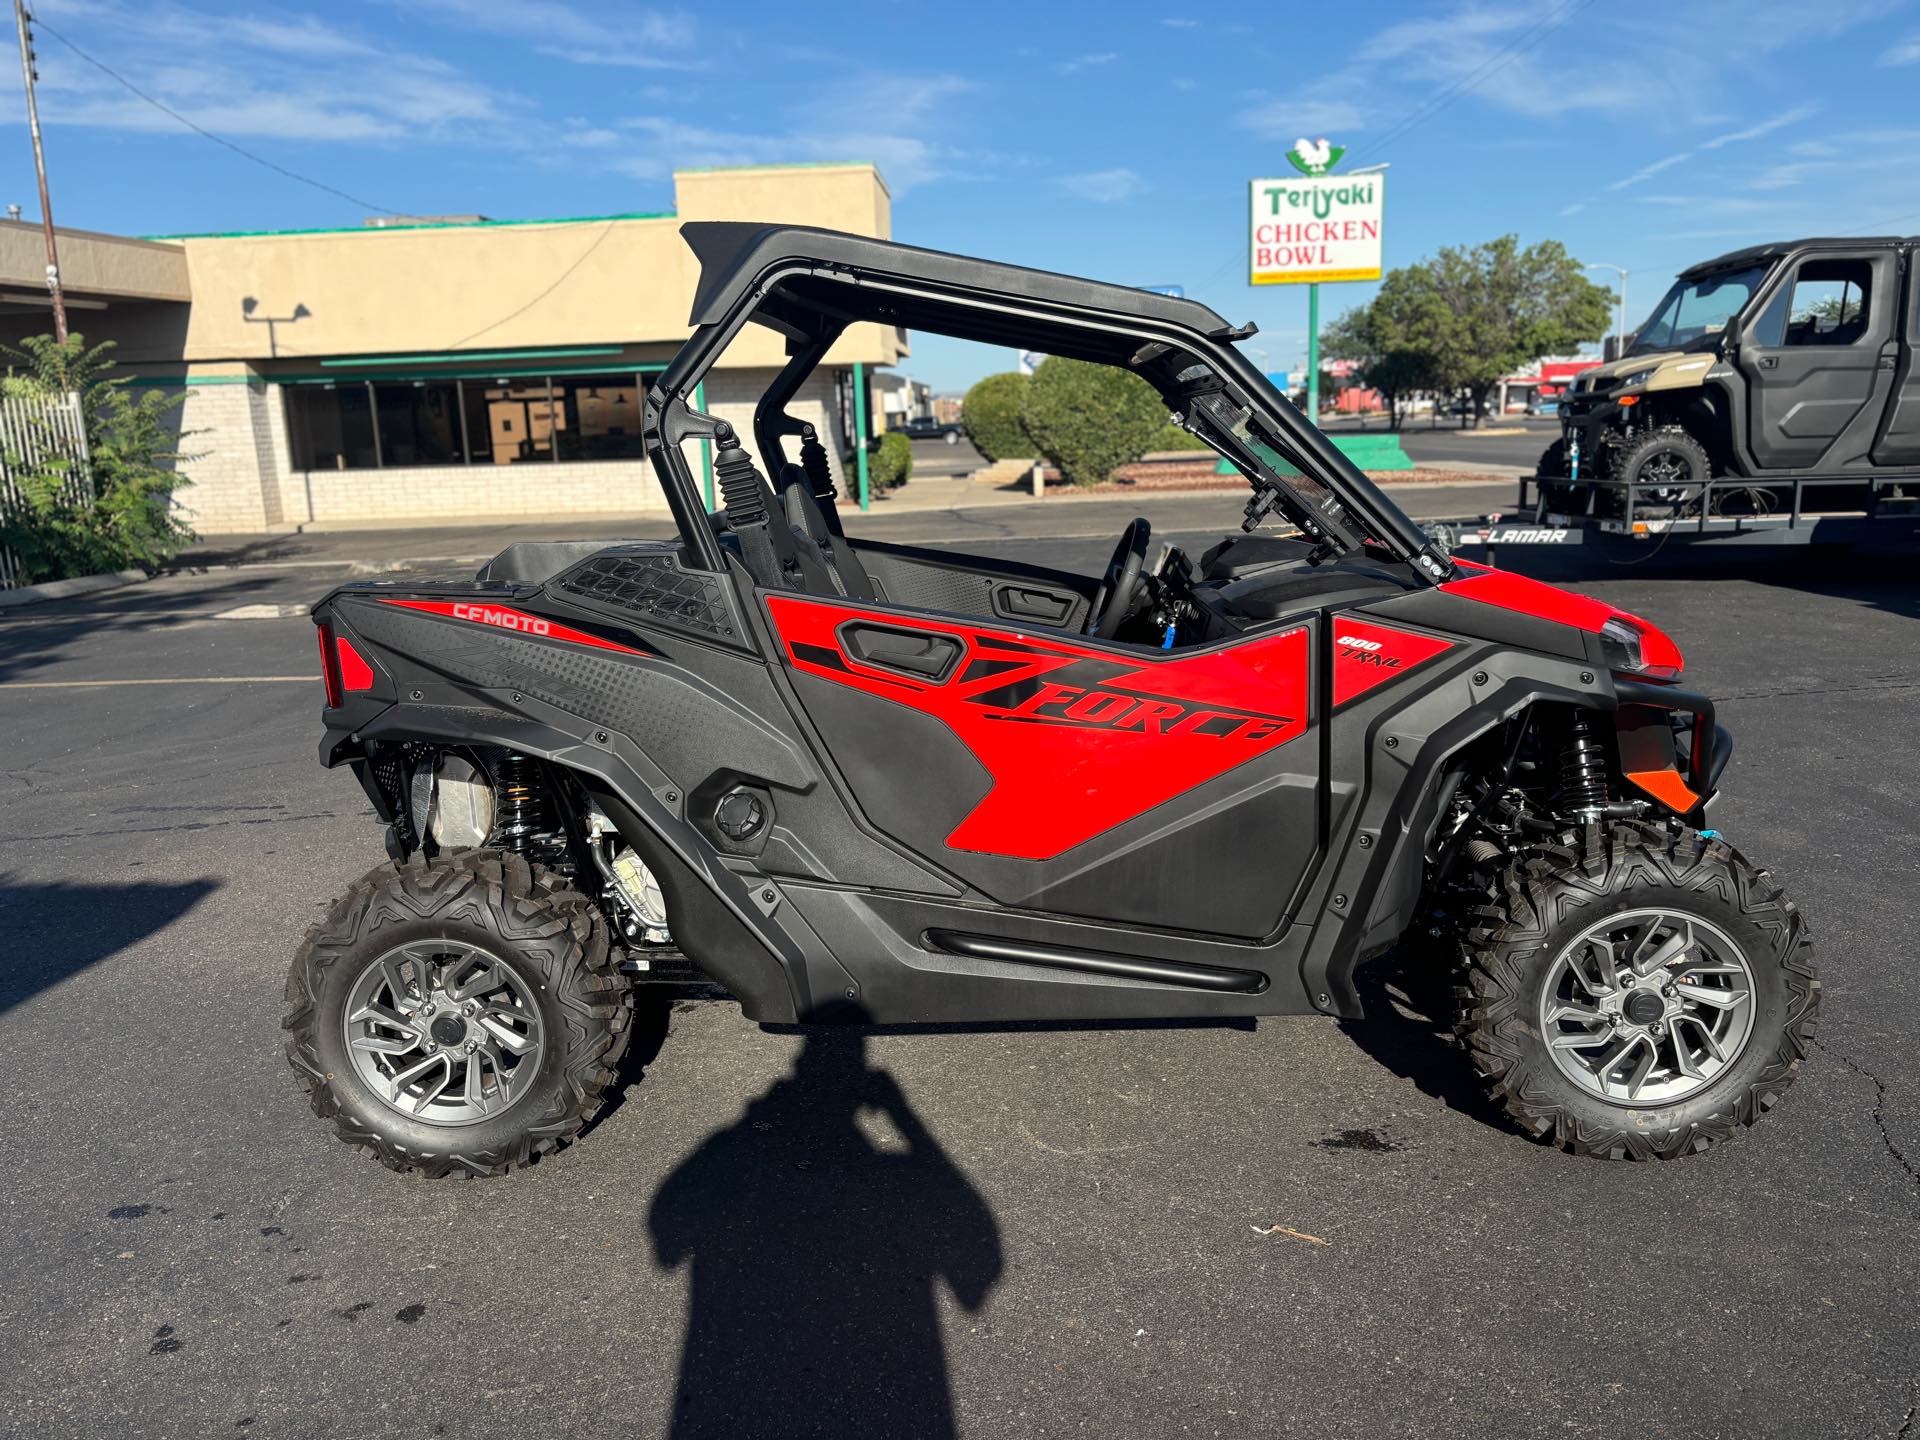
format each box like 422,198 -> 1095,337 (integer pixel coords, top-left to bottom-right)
1305,283 -> 1320,424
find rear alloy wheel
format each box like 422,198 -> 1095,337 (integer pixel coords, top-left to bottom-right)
284,850 -> 632,1177
1458,823 -> 1817,1159
1611,426 -> 1710,500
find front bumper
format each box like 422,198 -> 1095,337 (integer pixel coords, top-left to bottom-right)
1614,678 -> 1729,819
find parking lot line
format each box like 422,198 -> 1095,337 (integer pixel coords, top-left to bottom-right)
0,675 -> 313,689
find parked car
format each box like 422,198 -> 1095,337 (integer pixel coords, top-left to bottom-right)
900,417 -> 963,444
1527,396 -> 1561,417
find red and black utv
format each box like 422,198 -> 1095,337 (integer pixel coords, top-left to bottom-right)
287,224 -> 1817,1175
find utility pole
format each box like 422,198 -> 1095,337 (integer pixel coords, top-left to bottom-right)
12,0 -> 66,342
1584,262 -> 1628,357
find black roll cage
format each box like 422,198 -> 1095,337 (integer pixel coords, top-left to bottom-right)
642,223 -> 1451,584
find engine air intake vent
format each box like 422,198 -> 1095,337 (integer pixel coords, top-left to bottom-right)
554,551 -> 736,639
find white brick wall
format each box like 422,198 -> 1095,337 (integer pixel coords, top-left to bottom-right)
175,365 -> 869,534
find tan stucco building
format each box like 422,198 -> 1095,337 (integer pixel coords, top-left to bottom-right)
0,164 -> 900,533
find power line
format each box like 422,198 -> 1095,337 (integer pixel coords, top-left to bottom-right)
30,13 -> 399,216
1351,0 -> 1598,163
443,220 -> 619,349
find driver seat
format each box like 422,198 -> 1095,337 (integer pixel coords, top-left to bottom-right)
776,464 -> 878,602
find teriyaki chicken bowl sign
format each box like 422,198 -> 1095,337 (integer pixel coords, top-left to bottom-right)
1249,174 -> 1384,285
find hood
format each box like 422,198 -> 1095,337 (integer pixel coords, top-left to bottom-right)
1441,561 -> 1683,679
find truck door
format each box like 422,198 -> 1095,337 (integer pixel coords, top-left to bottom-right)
1739,249 -> 1898,470
1873,247 -> 1920,467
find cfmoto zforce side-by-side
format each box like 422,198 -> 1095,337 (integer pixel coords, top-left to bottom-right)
286,224 -> 1817,1175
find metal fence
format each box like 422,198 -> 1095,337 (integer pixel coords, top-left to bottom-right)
0,391 -> 92,589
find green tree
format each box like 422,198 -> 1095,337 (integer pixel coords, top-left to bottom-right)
1402,236 -> 1612,419
0,334 -> 193,583
959,372 -> 1034,462
1020,357 -> 1166,487
1324,275 -> 1442,431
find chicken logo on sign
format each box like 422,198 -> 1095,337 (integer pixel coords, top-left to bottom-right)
1287,137 -> 1345,176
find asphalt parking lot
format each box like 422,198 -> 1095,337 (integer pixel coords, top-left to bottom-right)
1,499 -> 1915,1439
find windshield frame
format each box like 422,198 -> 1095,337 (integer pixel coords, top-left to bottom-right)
1627,262 -> 1773,357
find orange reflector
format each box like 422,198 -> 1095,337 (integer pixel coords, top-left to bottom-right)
1618,394 -> 1638,407
1627,767 -> 1700,814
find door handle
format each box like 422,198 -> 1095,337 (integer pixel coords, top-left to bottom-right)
1757,355 -> 1779,370
839,622 -> 963,682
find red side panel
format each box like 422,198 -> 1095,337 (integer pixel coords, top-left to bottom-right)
1330,617 -> 1453,706
378,598 -> 648,656
766,596 -> 1311,861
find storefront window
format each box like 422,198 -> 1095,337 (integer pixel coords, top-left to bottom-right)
372,383 -> 462,466
283,371 -> 653,470
286,384 -> 377,471
553,377 -> 646,460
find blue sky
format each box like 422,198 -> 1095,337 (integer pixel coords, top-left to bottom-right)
9,0 -> 1920,390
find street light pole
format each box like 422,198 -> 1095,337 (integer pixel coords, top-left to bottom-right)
12,0 -> 66,342
1584,262 -> 1627,356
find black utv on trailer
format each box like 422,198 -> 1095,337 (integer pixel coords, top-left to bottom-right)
287,224 -> 1817,1177
1536,235 -> 1920,532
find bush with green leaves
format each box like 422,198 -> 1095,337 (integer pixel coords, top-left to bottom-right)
0,334 -> 192,583
959,371 -> 1033,462
1146,424 -> 1209,453
868,429 -> 912,491
1020,357 -> 1168,486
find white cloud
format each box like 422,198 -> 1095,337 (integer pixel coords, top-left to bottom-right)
1162,17 -> 1199,27
405,0 -> 700,69
607,72 -> 987,194
23,0 -> 518,145
1059,167 -> 1144,203
1056,52 -> 1118,74
1879,29 -> 1920,64
1697,105 -> 1817,149
1604,152 -> 1696,193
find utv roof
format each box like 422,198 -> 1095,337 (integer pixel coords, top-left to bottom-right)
1682,235 -> 1914,279
681,222 -> 1242,339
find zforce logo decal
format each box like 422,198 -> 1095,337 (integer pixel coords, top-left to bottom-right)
378,598 -> 648,656
768,595 -> 1310,861
1331,616 -> 1452,706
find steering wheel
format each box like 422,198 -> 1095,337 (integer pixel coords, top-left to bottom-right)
1086,517 -> 1151,639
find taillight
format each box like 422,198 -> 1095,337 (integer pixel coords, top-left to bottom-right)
317,622 -> 342,708
317,622 -> 376,707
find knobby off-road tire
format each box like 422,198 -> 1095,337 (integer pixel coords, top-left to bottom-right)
284,850 -> 632,1177
1610,426 -> 1711,490
1458,822 -> 1818,1160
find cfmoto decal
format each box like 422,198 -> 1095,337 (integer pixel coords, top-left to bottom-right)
768,595 -> 1310,861
1331,616 -> 1453,706
379,598 -> 648,656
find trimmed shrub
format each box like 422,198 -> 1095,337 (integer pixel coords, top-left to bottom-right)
960,371 -> 1033,462
1021,357 -> 1167,486
868,429 -> 912,492
1147,424 -> 1209,453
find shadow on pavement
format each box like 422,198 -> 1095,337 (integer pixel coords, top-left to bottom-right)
649,1030 -> 1002,1439
1344,943 -> 1526,1142
0,875 -> 219,1015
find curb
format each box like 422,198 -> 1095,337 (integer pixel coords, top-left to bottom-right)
0,568 -> 146,610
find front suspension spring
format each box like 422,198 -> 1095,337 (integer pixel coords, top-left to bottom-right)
1561,712 -> 1610,816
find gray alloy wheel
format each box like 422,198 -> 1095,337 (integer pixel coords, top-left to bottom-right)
1536,909 -> 1756,1107
342,939 -> 546,1127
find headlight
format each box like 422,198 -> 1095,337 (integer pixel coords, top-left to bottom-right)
1618,367 -> 1657,390
1600,614 -> 1683,680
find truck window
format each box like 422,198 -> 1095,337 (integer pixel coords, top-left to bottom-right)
1753,259 -> 1873,348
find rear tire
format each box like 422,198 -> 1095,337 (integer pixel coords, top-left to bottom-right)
1458,823 -> 1817,1160
284,850 -> 632,1177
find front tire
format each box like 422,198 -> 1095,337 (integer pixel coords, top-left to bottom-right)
1609,425 -> 1711,496
1458,823 -> 1817,1160
284,851 -> 632,1177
